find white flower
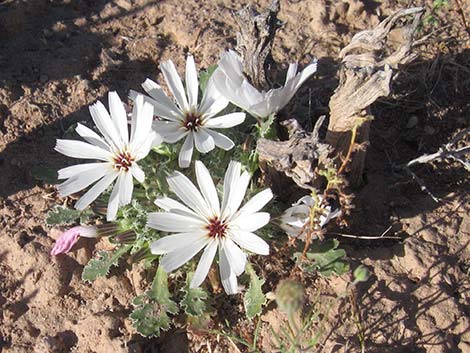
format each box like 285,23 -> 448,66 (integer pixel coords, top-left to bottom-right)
130,55 -> 246,168
55,92 -> 159,221
212,50 -> 318,119
280,195 -> 341,240
148,161 -> 273,294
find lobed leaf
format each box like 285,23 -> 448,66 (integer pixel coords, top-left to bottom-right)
82,246 -> 131,283
181,272 -> 208,316
244,263 -> 266,319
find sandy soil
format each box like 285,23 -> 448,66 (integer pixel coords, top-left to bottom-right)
0,0 -> 469,352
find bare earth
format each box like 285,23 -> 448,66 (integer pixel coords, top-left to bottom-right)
0,0 -> 469,352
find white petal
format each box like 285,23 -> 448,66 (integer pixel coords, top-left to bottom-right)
237,188 -> 273,215
204,112 -> 245,129
219,244 -> 239,295
55,140 -> 112,161
130,164 -> 145,183
229,230 -> 269,255
57,163 -> 110,196
140,79 -> 182,120
147,212 -> 205,232
193,129 -> 215,154
153,120 -> 187,143
199,75 -> 229,118
108,91 -> 129,144
221,161 -> 241,215
106,175 -> 121,221
195,161 -> 220,216
132,131 -> 155,160
205,129 -> 234,151
185,55 -> 199,108
131,100 -> 154,148
75,171 -> 118,211
222,238 -> 246,276
119,171 -> 133,205
75,123 -> 109,150
190,239 -> 217,288
178,133 -> 194,168
154,196 -> 202,220
150,231 -> 207,255
285,63 -> 298,84
166,171 -> 210,217
160,60 -> 189,112
57,162 -> 107,180
160,237 -> 210,272
224,171 -> 250,219
232,212 -> 270,232
89,101 -> 123,148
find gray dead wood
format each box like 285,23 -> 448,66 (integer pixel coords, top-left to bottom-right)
234,0 -> 281,91
326,7 -> 425,187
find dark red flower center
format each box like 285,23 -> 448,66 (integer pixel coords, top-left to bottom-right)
183,112 -> 202,131
113,151 -> 134,171
206,217 -> 227,238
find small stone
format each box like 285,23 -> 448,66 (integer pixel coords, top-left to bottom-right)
406,115 -> 418,129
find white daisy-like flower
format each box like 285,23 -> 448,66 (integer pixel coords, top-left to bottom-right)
130,55 -> 246,168
148,160 -> 273,294
212,50 -> 318,120
280,195 -> 341,240
55,92 -> 159,221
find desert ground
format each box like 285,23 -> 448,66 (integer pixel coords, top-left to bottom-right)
0,0 -> 469,352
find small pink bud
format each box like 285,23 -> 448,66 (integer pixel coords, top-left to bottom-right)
50,226 -> 97,256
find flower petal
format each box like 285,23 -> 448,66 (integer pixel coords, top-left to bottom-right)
221,161 -> 241,215
119,171 -> 133,205
224,171 -> 250,219
89,100 -> 123,148
195,161 -> 220,216
50,227 -> 81,255
154,196 -> 202,220
166,171 -> 210,217
106,175 -> 121,221
199,75 -> 229,118
185,55 -> 199,109
147,212 -> 205,232
222,238 -> 246,276
232,212 -> 270,232
131,100 -> 154,149
190,239 -> 217,288
130,164 -> 145,183
178,133 -> 194,168
205,129 -> 234,151
75,123 -> 109,151
219,243 -> 239,295
193,128 -> 215,154
108,91 -> 129,144
229,230 -> 269,255
159,237 -> 210,272
57,162 -> 107,180
153,120 -> 187,143
237,188 -> 273,216
75,171 -> 118,211
139,79 -> 182,120
55,140 -> 112,161
150,231 -> 207,255
160,59 -> 189,112
57,163 -> 111,197
204,112 -> 245,129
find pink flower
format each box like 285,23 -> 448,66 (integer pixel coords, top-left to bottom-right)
51,226 -> 97,256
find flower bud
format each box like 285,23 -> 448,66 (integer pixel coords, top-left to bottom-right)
275,280 -> 304,315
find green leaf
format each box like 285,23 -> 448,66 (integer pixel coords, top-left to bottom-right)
181,272 -> 208,316
82,246 -> 131,283
46,206 -> 83,225
244,263 -> 266,319
199,65 -> 218,93
130,267 -> 178,337
31,166 -> 57,184
294,239 -> 349,277
258,113 -> 276,139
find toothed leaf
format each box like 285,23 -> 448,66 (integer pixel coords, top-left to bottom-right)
82,246 -> 130,282
181,272 -> 208,316
244,264 -> 266,319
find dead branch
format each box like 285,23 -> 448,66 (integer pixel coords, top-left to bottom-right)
326,7 -> 425,187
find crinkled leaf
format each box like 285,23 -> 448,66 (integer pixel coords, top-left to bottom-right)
46,206 -> 83,225
181,272 -> 208,316
244,263 -> 266,319
294,239 -> 349,277
258,113 -> 276,139
130,267 -> 178,337
31,166 -> 57,184
199,64 -> 218,93
82,246 -> 130,283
